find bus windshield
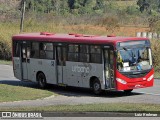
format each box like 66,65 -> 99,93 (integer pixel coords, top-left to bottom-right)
117,47 -> 152,72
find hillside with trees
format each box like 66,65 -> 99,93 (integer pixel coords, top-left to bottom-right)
1,0 -> 160,31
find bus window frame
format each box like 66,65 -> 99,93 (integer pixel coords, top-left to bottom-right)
67,44 -> 79,62
13,40 -> 21,57
30,41 -> 55,60
67,43 -> 103,64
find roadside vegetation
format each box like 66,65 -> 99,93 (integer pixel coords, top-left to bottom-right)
0,103 -> 160,112
0,60 -> 12,65
0,84 -> 54,102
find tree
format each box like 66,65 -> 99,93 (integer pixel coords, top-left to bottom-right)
19,0 -> 105,15
93,0 -> 105,10
137,0 -> 150,13
158,0 -> 160,12
137,0 -> 160,13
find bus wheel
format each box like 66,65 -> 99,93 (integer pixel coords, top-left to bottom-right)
92,78 -> 102,95
37,72 -> 47,89
124,89 -> 133,94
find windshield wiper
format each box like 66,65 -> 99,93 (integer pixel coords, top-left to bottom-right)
123,47 -> 127,51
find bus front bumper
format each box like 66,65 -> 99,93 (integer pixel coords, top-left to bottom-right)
116,79 -> 154,91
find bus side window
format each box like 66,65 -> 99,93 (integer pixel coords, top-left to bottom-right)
79,45 -> 89,62
39,43 -> 46,59
45,43 -> 54,59
90,45 -> 102,63
31,42 -> 39,58
68,44 -> 79,62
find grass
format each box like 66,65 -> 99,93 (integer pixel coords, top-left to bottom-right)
0,103 -> 160,112
115,0 -> 137,7
0,84 -> 54,102
0,60 -> 12,65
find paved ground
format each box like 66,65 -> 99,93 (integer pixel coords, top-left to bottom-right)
0,64 -> 160,108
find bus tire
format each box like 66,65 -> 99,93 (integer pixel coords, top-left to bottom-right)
92,78 -> 102,95
124,89 -> 133,94
37,72 -> 47,89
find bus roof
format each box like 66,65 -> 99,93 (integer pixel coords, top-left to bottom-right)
12,32 -> 149,45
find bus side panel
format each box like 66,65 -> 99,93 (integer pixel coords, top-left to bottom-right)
13,57 -> 22,80
65,62 -> 104,89
29,59 -> 56,84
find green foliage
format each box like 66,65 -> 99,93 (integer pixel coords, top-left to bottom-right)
154,20 -> 160,32
93,0 -> 105,10
1,103 -> 160,112
0,38 -> 11,60
150,19 -> 160,33
0,84 -> 54,102
148,16 -> 160,32
151,40 -> 160,76
0,23 -> 19,60
126,5 -> 139,15
100,16 -> 120,32
137,0 -> 160,14
24,0 -> 105,15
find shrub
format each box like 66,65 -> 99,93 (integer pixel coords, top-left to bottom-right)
0,37 -> 11,60
0,22 -> 19,60
151,40 -> 160,71
150,19 -> 160,33
100,16 -> 120,32
126,6 -> 140,15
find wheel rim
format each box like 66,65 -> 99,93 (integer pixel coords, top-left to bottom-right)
93,82 -> 100,91
38,74 -> 45,87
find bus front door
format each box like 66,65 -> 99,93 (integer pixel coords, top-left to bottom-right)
21,42 -> 30,80
56,46 -> 66,84
103,49 -> 115,89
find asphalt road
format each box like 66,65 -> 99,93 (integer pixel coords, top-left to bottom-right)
0,64 -> 160,108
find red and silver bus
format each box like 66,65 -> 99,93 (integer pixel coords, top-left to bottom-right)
12,32 -> 154,94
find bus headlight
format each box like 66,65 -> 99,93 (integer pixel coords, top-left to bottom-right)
147,75 -> 154,81
116,78 -> 127,84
